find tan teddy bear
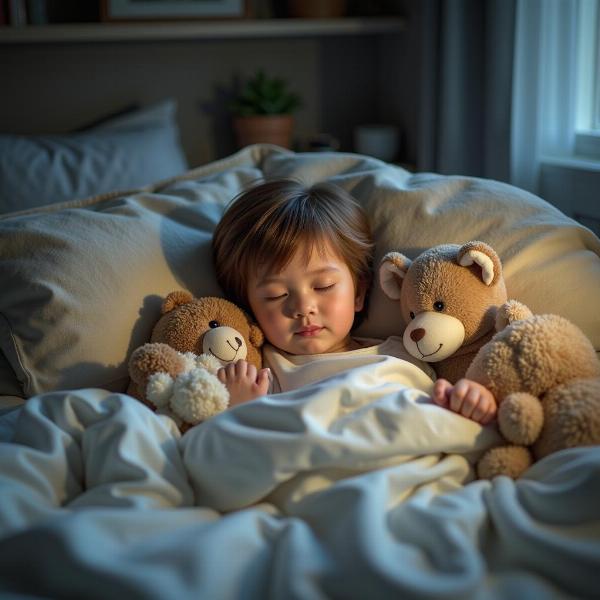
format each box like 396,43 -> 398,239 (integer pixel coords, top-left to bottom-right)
379,241 -> 508,383
466,300 -> 600,479
128,291 -> 264,431
379,242 -> 600,479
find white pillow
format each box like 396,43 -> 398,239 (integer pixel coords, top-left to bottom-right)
0,99 -> 188,214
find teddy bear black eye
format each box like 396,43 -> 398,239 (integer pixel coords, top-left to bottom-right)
433,301 -> 445,312
209,320 -> 220,329
409,311 -> 415,320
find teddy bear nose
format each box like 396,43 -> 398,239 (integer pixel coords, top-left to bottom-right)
410,328 -> 426,342
235,337 -> 242,347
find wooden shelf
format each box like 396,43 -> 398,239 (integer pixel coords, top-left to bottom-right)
0,17 -> 406,43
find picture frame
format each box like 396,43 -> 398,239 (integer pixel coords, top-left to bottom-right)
101,0 -> 248,21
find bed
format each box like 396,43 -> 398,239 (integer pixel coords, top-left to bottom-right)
1,142 -> 599,598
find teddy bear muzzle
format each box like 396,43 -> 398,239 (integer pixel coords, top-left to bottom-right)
403,311 -> 465,363
202,325 -> 249,364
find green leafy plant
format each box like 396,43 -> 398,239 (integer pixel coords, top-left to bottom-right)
230,70 -> 302,117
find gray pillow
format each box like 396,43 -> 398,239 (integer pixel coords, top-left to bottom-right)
0,99 -> 188,214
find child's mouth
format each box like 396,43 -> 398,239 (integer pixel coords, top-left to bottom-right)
296,326 -> 323,337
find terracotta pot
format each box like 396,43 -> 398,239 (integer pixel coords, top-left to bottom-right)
287,0 -> 346,18
233,114 -> 294,149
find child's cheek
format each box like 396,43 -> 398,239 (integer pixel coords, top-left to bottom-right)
330,286 -> 357,312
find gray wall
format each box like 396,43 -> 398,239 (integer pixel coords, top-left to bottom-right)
0,29 -> 419,168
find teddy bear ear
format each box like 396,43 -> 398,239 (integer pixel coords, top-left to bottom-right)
248,324 -> 264,348
457,241 -> 502,286
161,290 -> 194,314
379,251 -> 411,300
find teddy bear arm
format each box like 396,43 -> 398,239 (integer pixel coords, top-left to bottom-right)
533,378 -> 600,460
498,392 -> 544,446
129,342 -> 188,387
495,300 -> 534,330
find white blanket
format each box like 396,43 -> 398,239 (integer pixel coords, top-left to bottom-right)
1,365 -> 599,599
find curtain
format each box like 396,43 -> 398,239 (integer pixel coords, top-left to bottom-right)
416,0 -> 517,182
416,0 -> 581,195
510,0 -> 579,193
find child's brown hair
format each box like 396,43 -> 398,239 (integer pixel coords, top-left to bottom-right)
212,178 -> 374,326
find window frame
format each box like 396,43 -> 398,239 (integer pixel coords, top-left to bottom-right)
575,0 -> 600,158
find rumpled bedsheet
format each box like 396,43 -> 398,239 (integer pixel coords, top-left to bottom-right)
0,363 -> 599,599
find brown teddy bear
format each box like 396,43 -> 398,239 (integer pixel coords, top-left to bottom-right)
379,241 -> 508,383
128,291 -> 264,431
379,242 -> 600,479
466,300 -> 600,479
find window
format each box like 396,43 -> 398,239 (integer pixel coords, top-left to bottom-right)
575,0 -> 600,159
511,0 -> 600,227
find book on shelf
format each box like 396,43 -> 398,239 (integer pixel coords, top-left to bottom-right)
1,0 -> 49,26
8,0 -> 27,26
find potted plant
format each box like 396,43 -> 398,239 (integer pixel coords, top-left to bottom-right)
230,70 -> 302,149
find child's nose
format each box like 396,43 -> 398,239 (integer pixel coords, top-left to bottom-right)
289,294 -> 315,317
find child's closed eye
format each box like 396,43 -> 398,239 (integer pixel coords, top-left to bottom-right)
315,283 -> 335,292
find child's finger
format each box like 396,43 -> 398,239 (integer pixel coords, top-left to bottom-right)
432,379 -> 451,407
257,367 -> 271,382
245,363 -> 258,382
256,368 -> 271,392
459,389 -> 482,419
480,403 -> 497,425
470,399 -> 488,423
216,367 -> 227,383
449,380 -> 469,413
234,359 -> 248,376
479,411 -> 493,426
222,363 -> 238,380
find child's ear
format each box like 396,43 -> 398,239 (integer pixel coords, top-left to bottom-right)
354,279 -> 368,312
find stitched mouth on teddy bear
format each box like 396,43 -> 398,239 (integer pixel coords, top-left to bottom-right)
209,338 -> 242,363
209,347 -> 238,363
416,342 -> 443,358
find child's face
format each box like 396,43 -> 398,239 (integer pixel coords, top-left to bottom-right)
247,241 -> 366,355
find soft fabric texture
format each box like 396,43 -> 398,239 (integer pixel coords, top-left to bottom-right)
379,242 -> 508,383
128,293 -> 264,429
0,99 -> 188,214
263,335 -> 436,393
0,385 -> 598,597
1,144 -> 600,400
465,303 -> 600,479
1,145 -> 599,598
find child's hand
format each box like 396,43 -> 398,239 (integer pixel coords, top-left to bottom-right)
432,378 -> 497,425
217,360 -> 270,407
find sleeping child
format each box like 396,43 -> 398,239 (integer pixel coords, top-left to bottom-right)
211,178 -> 496,425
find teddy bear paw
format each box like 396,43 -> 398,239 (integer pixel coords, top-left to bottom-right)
498,392 -> 544,445
195,353 -> 224,374
181,352 -> 201,372
170,368 -> 230,425
477,445 -> 533,479
146,372 -> 175,409
533,378 -> 600,460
